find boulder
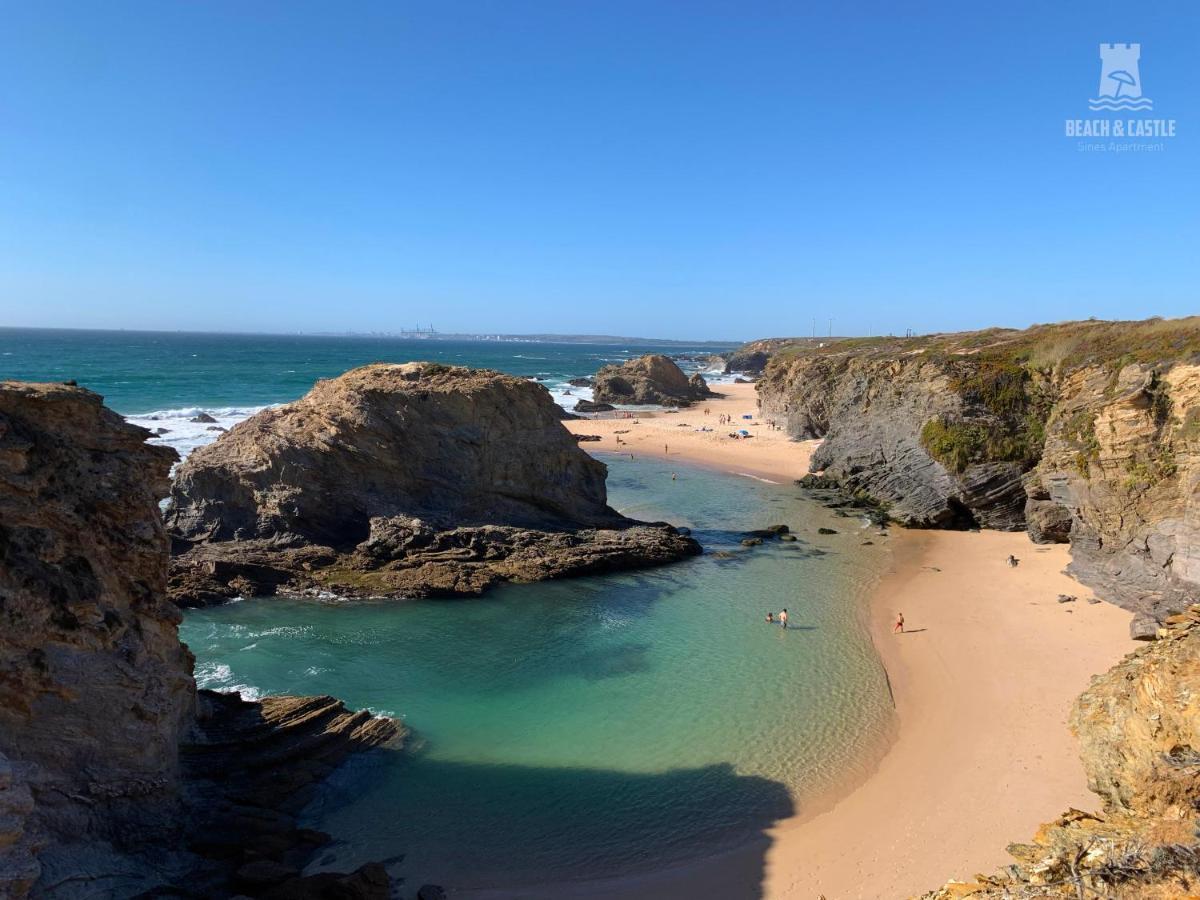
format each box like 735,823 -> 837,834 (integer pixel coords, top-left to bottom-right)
1130,613 -> 1160,641
567,377 -> 593,387
166,364 -> 700,604
574,399 -> 615,413
592,355 -> 712,407
191,412 -> 218,423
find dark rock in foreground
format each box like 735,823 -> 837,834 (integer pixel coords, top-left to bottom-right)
166,363 -> 700,605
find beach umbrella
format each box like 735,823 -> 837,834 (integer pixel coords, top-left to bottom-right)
738,429 -> 750,436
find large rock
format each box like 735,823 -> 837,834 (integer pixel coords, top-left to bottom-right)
166,363 -> 699,604
0,381 -> 401,898
0,382 -> 194,882
591,355 -> 712,407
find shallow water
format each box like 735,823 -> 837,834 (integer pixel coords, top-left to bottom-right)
180,456 -> 893,891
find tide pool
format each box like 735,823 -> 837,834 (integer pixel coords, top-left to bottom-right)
180,456 -> 893,891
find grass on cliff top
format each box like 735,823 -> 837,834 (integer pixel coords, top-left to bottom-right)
771,317 -> 1200,374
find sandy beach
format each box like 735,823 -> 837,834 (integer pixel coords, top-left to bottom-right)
563,381 -> 818,484
552,387 -> 1138,899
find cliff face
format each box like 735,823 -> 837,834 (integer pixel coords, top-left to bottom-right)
591,354 -> 712,406
167,363 -> 699,605
922,610 -> 1200,899
758,319 -> 1200,621
0,382 -> 194,889
0,381 -> 400,899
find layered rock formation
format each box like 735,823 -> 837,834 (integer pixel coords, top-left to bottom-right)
166,363 -> 699,605
921,608 -> 1200,899
0,381 -> 399,898
591,354 -> 714,406
760,318 -> 1200,621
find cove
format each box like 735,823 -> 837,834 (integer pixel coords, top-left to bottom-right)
180,456 -> 894,893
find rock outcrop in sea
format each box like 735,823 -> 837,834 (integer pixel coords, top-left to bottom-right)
921,608 -> 1200,898
758,318 -> 1200,624
591,354 -> 714,406
0,381 -> 400,898
166,363 -> 700,605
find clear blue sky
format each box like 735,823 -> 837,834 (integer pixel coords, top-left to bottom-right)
1,2 -> 1196,341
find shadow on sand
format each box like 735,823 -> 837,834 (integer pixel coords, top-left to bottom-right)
308,752 -> 794,899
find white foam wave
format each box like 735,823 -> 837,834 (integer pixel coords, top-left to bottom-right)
126,405 -> 270,461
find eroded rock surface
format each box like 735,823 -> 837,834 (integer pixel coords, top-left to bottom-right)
0,381 -> 400,898
757,318 -> 1200,621
591,354 -> 713,406
0,382 -> 193,894
166,363 -> 699,605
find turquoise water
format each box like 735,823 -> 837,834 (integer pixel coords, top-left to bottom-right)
181,456 -> 893,892
0,328 -> 730,413
5,328 -> 893,891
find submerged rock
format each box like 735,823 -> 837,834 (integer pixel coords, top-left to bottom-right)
166,363 -> 700,605
592,354 -> 713,407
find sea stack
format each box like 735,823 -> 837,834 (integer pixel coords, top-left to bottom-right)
166,363 -> 700,604
591,354 -> 714,406
0,381 -> 401,898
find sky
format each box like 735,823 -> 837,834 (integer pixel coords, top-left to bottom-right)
0,1 -> 1196,341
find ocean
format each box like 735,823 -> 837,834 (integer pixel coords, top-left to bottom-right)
2,327 -> 893,893
0,327 -> 735,459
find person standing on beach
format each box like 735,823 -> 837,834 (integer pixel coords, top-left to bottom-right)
894,612 -> 904,633
664,443 -> 668,455
779,609 -> 788,629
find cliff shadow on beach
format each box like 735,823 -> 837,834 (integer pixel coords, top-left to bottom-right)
304,752 -> 794,899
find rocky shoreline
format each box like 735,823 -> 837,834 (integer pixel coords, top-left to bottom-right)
166,362 -> 700,606
751,318 -> 1200,627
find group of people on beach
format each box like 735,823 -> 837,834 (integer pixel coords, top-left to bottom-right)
765,609 -> 789,629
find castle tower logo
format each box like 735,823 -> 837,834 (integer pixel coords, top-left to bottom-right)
1089,43 -> 1153,111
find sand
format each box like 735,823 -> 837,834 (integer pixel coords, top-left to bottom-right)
551,385 -> 1139,899
563,381 -> 818,484
755,529 -> 1135,898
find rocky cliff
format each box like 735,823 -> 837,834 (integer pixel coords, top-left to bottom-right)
722,337 -> 822,375
922,608 -> 1200,899
591,354 -> 713,406
166,363 -> 699,605
0,381 -> 400,899
758,318 -> 1200,622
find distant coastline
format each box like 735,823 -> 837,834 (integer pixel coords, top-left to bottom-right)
0,324 -> 740,348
